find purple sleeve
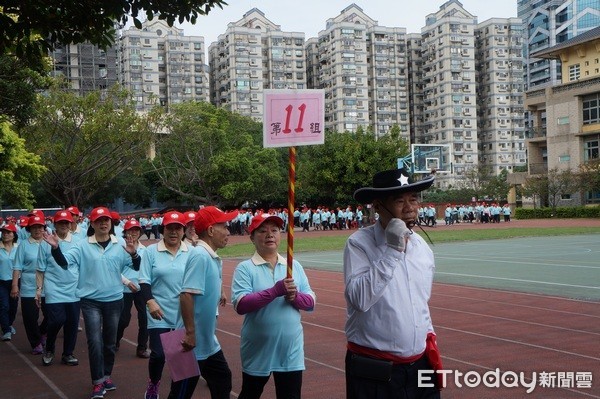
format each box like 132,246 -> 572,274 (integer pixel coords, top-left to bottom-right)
235,279 -> 286,315
292,292 -> 314,311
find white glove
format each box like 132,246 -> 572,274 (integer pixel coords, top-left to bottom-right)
385,218 -> 410,252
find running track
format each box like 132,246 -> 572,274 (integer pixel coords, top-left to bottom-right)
2,219 -> 600,398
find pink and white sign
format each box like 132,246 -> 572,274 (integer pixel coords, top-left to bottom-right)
263,89 -> 325,148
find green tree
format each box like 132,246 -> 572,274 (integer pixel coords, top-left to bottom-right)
0,121 -> 46,208
19,85 -> 155,207
0,55 -> 50,126
484,169 -> 510,202
151,102 -> 286,207
578,158 -> 600,197
546,168 -> 580,210
1,0 -> 227,61
522,174 -> 549,208
296,130 -> 410,206
461,165 -> 493,199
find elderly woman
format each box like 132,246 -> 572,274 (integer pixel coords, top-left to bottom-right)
11,214 -> 48,354
138,211 -> 190,399
43,206 -> 140,399
231,213 -> 316,399
1,223 -> 19,341
36,210 -> 81,366
115,219 -> 149,358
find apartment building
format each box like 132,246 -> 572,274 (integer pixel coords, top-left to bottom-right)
120,19 -> 209,111
518,0 -> 600,89
524,26 -> 600,205
208,8 -> 306,120
406,33 -> 425,145
420,0 -> 478,187
305,4 -> 411,138
366,26 -> 410,138
50,42 -> 118,96
475,18 -> 527,175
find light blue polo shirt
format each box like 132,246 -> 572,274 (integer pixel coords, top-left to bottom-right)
139,240 -> 189,329
62,235 -> 134,302
12,237 -> 44,298
231,253 -> 315,376
181,240 -> 223,361
37,233 -> 79,304
121,243 -> 146,293
0,242 -> 18,281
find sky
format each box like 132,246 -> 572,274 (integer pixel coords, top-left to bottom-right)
176,0 -> 519,47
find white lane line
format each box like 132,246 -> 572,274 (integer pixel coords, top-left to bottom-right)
435,255 -> 600,270
439,326 -> 600,362
6,341 -> 69,399
435,271 -> 600,290
430,306 -> 600,336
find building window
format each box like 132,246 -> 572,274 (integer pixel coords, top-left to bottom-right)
568,64 -> 580,81
583,94 -> 600,125
584,136 -> 599,161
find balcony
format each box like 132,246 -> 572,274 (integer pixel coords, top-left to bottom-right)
525,127 -> 546,139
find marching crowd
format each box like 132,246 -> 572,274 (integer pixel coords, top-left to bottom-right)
2,166 -> 446,399
0,205 -> 316,399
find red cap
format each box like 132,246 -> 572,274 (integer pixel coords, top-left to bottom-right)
19,216 -> 29,226
124,219 -> 142,230
110,211 -> 121,221
195,206 -> 238,233
184,211 -> 197,224
27,215 -> 45,227
54,210 -> 74,223
1,223 -> 18,233
162,211 -> 186,227
248,213 -> 284,234
67,206 -> 81,216
89,207 -> 111,222
28,209 -> 45,218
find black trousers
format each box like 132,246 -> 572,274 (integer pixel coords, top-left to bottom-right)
167,349 -> 231,399
116,291 -> 148,350
346,351 -> 441,399
21,297 -> 47,348
239,370 -> 302,399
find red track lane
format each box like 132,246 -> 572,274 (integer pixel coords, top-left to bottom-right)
2,218 -> 600,398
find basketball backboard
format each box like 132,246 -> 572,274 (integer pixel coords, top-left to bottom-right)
411,144 -> 451,174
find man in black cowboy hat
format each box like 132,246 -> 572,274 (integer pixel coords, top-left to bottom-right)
344,167 -> 442,399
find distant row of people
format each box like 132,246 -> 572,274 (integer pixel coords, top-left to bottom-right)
416,203 -> 512,227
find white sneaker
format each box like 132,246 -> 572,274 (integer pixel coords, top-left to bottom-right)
1,331 -> 11,341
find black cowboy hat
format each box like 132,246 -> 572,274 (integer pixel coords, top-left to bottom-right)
353,168 -> 435,204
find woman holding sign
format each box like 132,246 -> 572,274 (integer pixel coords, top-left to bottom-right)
231,213 -> 316,399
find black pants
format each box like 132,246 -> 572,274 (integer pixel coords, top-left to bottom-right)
21,297 -> 47,348
167,349 -> 231,399
0,279 -> 18,334
346,351 -> 441,399
239,370 -> 302,399
116,291 -> 148,351
148,327 -> 170,383
44,301 -> 80,356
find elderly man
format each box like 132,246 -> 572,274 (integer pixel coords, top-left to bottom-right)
344,167 -> 442,399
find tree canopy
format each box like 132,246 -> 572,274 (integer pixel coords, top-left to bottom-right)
151,101 -> 287,207
296,127 -> 410,206
19,85 -> 155,207
0,121 -> 46,208
0,54 -> 50,126
0,0 -> 227,61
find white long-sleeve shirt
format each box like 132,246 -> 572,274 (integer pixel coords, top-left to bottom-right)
343,221 -> 435,358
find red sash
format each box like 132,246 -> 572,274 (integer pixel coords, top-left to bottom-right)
425,332 -> 444,390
